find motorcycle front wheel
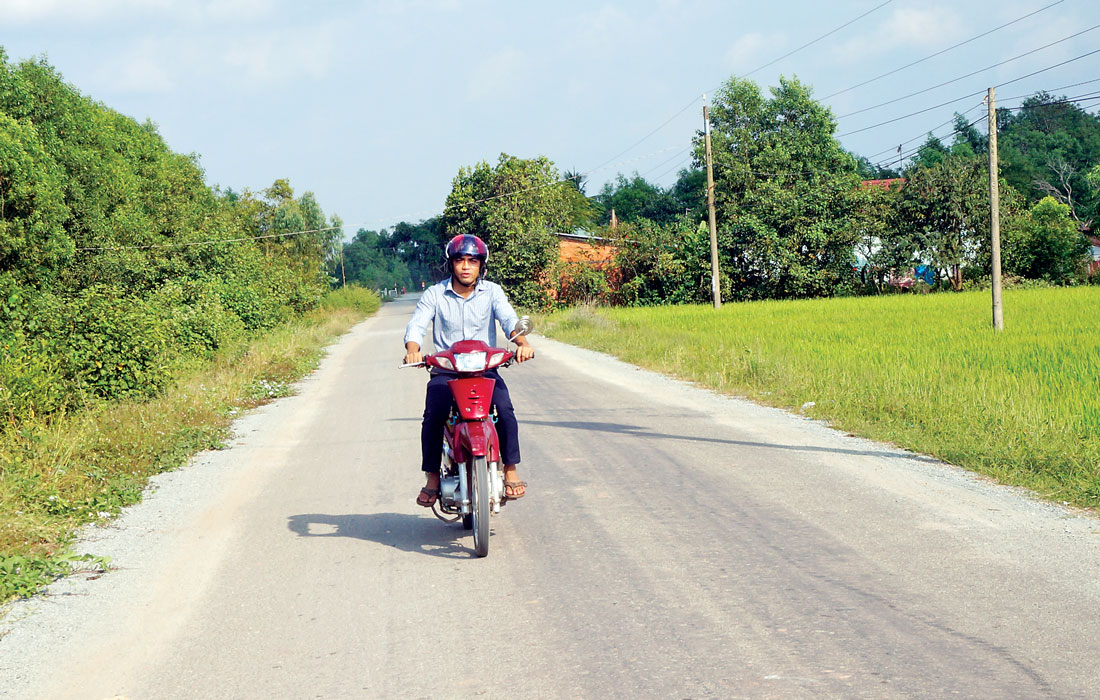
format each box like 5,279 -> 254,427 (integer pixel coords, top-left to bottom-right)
470,456 -> 490,557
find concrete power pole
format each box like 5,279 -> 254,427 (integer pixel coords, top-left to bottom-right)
703,95 -> 721,309
987,87 -> 1004,331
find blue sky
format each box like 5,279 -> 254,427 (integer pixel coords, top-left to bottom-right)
2,0 -> 1098,237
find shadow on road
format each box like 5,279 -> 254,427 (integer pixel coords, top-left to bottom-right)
286,512 -> 481,559
522,419 -> 939,463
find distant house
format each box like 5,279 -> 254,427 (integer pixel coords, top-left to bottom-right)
1088,235 -> 1100,276
550,229 -> 621,302
861,178 -> 905,191
556,229 -> 618,265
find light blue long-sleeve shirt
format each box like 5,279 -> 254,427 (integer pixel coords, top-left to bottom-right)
403,278 -> 520,351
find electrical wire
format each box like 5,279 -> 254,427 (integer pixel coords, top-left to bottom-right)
738,0 -> 895,80
585,96 -> 700,176
837,23 -> 1100,120
870,92 -> 1100,170
837,46 -> 1100,137
862,102 -> 986,161
822,0 -> 1065,100
76,225 -> 343,252
651,155 -> 696,183
591,0 -> 898,176
640,147 -> 694,180
861,77 -> 1100,163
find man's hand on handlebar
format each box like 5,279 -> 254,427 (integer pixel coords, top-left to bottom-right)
513,342 -> 535,363
404,342 -> 423,366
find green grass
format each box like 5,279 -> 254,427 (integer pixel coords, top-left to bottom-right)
0,286 -> 380,603
541,287 -> 1100,510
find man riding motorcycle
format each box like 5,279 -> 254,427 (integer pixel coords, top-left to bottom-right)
403,234 -> 534,507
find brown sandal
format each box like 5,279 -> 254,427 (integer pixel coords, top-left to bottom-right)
503,480 -> 527,500
416,487 -> 439,507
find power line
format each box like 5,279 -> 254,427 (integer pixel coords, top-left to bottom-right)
871,92 -> 1100,170
862,77 -> 1100,163
822,0 -> 1065,100
863,102 -> 986,161
640,147 -> 694,180
738,0 -> 895,80
585,96 -> 700,176
592,1 -> 898,178
837,46 -> 1100,137
651,155 -> 695,183
837,22 -> 1100,120
76,225 -> 343,252
995,48 -> 1100,92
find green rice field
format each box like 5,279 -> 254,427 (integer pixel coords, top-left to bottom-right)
541,287 -> 1100,510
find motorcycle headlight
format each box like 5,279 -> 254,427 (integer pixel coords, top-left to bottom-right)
454,351 -> 487,372
487,351 -> 506,367
433,356 -> 454,370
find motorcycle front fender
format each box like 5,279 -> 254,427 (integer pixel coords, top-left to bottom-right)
454,420 -> 499,461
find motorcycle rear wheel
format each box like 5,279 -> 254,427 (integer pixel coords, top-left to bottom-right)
470,456 -> 490,557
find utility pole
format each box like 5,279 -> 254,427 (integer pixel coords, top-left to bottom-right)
703,95 -> 721,309
987,87 -> 1003,331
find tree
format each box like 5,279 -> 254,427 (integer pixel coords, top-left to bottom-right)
853,154 -> 900,181
612,216 -> 711,306
850,181 -> 909,292
701,76 -> 863,299
667,167 -> 707,220
560,170 -> 599,229
0,112 -> 72,285
594,173 -> 680,225
998,92 -> 1100,220
906,134 -> 951,171
389,217 -> 446,285
896,155 -> 991,290
442,154 -> 572,309
1002,196 -> 1090,282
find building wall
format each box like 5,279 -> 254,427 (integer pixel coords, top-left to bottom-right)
558,238 -> 616,264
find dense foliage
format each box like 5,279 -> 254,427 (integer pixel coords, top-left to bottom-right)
0,50 -> 339,422
341,79 -> 1098,310
442,153 -> 573,309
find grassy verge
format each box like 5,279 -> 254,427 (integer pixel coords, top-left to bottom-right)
0,286 -> 380,602
540,287 -> 1100,511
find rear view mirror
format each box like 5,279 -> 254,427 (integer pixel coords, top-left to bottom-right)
512,315 -> 533,339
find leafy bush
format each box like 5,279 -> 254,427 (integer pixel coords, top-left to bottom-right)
153,280 -> 246,357
320,285 -> 382,314
1003,197 -> 1090,283
0,331 -> 68,421
0,552 -> 109,600
556,261 -> 611,306
56,286 -> 176,401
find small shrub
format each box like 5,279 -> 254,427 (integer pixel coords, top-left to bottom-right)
56,286 -> 176,401
320,285 -> 381,314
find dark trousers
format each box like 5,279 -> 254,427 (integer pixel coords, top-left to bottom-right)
421,369 -> 521,473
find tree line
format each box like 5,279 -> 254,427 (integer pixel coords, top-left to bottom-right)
350,75 -> 1099,308
0,50 -> 342,423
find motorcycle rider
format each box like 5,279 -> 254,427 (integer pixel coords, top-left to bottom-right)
403,234 -> 534,507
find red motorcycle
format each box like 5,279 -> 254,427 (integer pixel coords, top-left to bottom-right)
401,319 -> 531,557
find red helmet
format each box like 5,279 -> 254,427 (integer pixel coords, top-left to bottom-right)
445,234 -> 489,265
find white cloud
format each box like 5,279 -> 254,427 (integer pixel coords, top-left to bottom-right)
880,7 -> 965,48
466,48 -> 528,102
96,45 -> 177,94
375,0 -> 462,18
830,6 -> 964,65
221,23 -> 338,85
0,0 -> 275,24
724,32 -> 784,74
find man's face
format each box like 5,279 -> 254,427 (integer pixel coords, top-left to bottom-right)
451,255 -> 481,285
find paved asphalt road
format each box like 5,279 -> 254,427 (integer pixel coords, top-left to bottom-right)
2,295 -> 1099,699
